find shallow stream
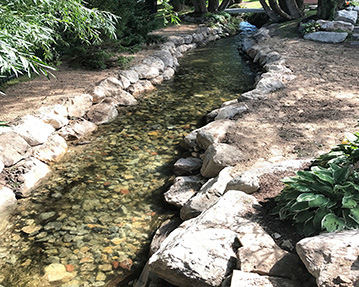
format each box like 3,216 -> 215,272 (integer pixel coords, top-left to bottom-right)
0,35 -> 254,287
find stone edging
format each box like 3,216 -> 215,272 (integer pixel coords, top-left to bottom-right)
0,23 -> 239,223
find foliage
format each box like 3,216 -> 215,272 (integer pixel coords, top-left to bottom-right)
157,0 -> 181,26
0,0 -> 117,78
272,132 -> 359,236
302,22 -> 321,34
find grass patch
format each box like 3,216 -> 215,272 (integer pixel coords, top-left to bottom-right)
275,10 -> 317,38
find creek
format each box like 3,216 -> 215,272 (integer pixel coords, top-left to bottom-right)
0,35 -> 254,287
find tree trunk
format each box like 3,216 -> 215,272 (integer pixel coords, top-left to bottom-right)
268,0 -> 292,20
278,0 -> 291,14
317,0 -> 337,19
208,0 -> 219,12
259,0 -> 281,21
218,0 -> 232,11
171,0 -> 185,11
191,0 -> 208,14
284,0 -> 304,18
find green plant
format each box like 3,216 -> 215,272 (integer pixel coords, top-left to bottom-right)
302,22 -> 321,34
272,132 -> 359,236
156,0 -> 181,26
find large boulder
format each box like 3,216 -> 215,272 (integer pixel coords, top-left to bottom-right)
66,93 -> 93,117
200,143 -> 243,178
230,270 -> 301,287
31,134 -> 68,163
180,167 -> 233,220
128,80 -> 156,95
0,131 -> 30,166
11,115 -> 55,146
152,50 -> 174,68
57,119 -> 97,141
86,102 -> 118,125
316,20 -> 354,32
304,31 -> 348,43
335,10 -> 358,25
119,70 -> 139,84
131,64 -> 160,80
142,56 -> 165,72
206,104 -> 248,122
113,90 -> 137,106
93,77 -> 124,102
14,157 -> 51,195
164,175 -> 205,208
296,230 -> 359,287
149,190 -> 273,287
0,186 -> 17,228
173,157 -> 203,175
182,120 -> 235,150
36,105 -> 69,129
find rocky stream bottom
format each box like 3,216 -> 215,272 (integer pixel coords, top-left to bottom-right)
0,36 -> 254,287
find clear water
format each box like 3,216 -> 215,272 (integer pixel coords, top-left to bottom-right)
0,35 -> 254,287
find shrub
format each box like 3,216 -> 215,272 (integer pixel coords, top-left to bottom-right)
272,132 -> 359,236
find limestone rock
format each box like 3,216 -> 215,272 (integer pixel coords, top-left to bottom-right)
0,160 -> 3,173
113,90 -> 137,106
131,63 -> 160,80
32,134 -> 68,163
66,93 -> 93,117
150,217 -> 182,256
163,67 -> 175,81
335,10 -> 358,25
180,167 -> 233,220
0,186 -> 16,225
86,102 -> 118,125
152,50 -> 174,68
164,175 -> 205,208
58,119 -> 97,141
238,245 -> 304,278
0,131 -> 30,166
226,159 -> 310,194
11,115 -> 55,146
230,270 -> 301,287
142,56 -> 165,72
167,35 -> 185,46
128,80 -> 156,95
255,76 -> 285,93
196,120 -> 236,150
43,263 -> 75,283
200,143 -> 243,178
173,157 -> 203,175
151,75 -> 164,86
149,190 -> 261,287
304,31 -> 348,43
94,77 -> 124,101
296,230 -> 359,287
15,157 -> 51,195
119,70 -> 139,84
316,20 -> 354,32
36,105 -> 69,129
207,104 -> 248,121
119,74 -> 131,89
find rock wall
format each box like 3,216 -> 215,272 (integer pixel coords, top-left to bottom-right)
0,24 -> 237,225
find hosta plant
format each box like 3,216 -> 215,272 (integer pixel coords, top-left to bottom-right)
272,132 -> 359,236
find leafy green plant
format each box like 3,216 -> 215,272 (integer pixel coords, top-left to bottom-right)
302,22 -> 321,34
156,0 -> 181,26
272,132 -> 359,236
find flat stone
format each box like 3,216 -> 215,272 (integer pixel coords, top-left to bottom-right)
200,143 -> 243,178
66,93 -> 93,118
32,134 -> 68,163
335,10 -> 358,25
316,20 -> 354,32
11,115 -> 55,146
164,175 -> 205,208
296,229 -> 359,287
230,270 -> 301,287
44,263 -> 74,283
15,157 -> 51,195
304,31 -> 348,43
86,102 -> 118,125
173,157 -> 202,175
0,131 -> 30,166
